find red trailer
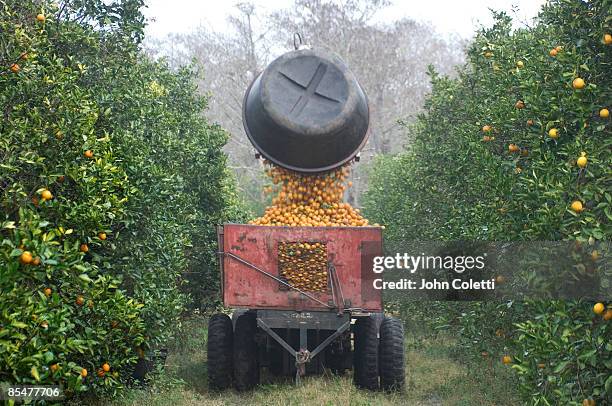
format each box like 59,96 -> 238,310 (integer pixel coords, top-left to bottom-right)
207,224 -> 405,391
219,224 -> 383,311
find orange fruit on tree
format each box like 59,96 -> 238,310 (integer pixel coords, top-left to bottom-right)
549,48 -> 558,57
555,45 -> 562,52
526,119 -> 534,126
548,128 -> 558,139
515,100 -> 525,109
577,156 -> 587,168
80,368 -> 88,377
40,321 -> 49,329
593,302 -> 605,315
32,257 -> 41,266
50,364 -> 59,373
604,33 -> 612,45
44,288 -> 52,297
600,108 -> 609,118
102,363 -> 110,372
537,363 -> 546,369
20,251 -> 33,264
571,200 -> 583,213
603,310 -> 612,321
10,63 -> 20,73
98,232 -> 107,240
36,13 -> 45,22
484,51 -> 493,58
41,189 -> 53,200
495,275 -> 505,284
76,295 -> 85,306
502,355 -> 512,364
516,60 -> 524,68
80,243 -> 89,253
19,52 -> 28,60
508,144 -> 519,153
572,77 -> 585,89
84,150 -> 94,158
482,135 -> 491,142
482,125 -> 492,132
97,369 -> 105,378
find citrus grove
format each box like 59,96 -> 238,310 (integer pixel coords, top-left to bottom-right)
0,0 -> 242,399
1,0 -> 610,404
364,1 -> 610,404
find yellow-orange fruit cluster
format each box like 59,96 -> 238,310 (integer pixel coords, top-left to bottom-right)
249,162 -> 369,227
279,242 -> 328,292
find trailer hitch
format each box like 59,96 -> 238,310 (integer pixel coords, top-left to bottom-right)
295,349 -> 310,383
256,316 -> 351,384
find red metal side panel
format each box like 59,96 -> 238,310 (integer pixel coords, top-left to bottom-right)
220,224 -> 382,311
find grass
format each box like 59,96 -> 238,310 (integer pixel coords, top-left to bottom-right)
104,315 -> 521,406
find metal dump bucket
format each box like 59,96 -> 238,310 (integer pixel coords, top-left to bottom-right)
242,48 -> 369,173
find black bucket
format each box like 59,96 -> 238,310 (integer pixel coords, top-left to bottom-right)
242,48 -> 369,173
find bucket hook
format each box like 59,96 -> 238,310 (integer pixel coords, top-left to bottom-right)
293,32 -> 307,50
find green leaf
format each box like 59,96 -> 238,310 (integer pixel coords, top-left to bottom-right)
78,274 -> 92,283
31,366 -> 40,382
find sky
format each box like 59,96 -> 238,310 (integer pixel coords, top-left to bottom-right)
143,0 -> 547,41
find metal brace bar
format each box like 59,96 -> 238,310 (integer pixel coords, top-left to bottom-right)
328,261 -> 337,308
258,317 -> 349,360
328,262 -> 344,315
257,317 -> 297,358
222,251 -> 333,309
299,327 -> 307,350
309,320 -> 350,359
334,264 -> 345,308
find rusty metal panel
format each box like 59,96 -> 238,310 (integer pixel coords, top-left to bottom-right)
219,224 -> 382,311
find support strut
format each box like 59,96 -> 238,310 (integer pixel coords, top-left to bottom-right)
257,316 -> 351,384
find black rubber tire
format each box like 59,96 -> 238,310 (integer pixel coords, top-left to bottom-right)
379,317 -> 405,391
233,312 -> 259,391
207,313 -> 233,390
353,315 -> 380,390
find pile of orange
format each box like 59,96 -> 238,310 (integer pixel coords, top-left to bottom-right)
249,162 -> 371,227
278,242 -> 328,292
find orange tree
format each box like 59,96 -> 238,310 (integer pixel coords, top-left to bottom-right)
364,0 -> 610,404
0,0 -> 242,398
